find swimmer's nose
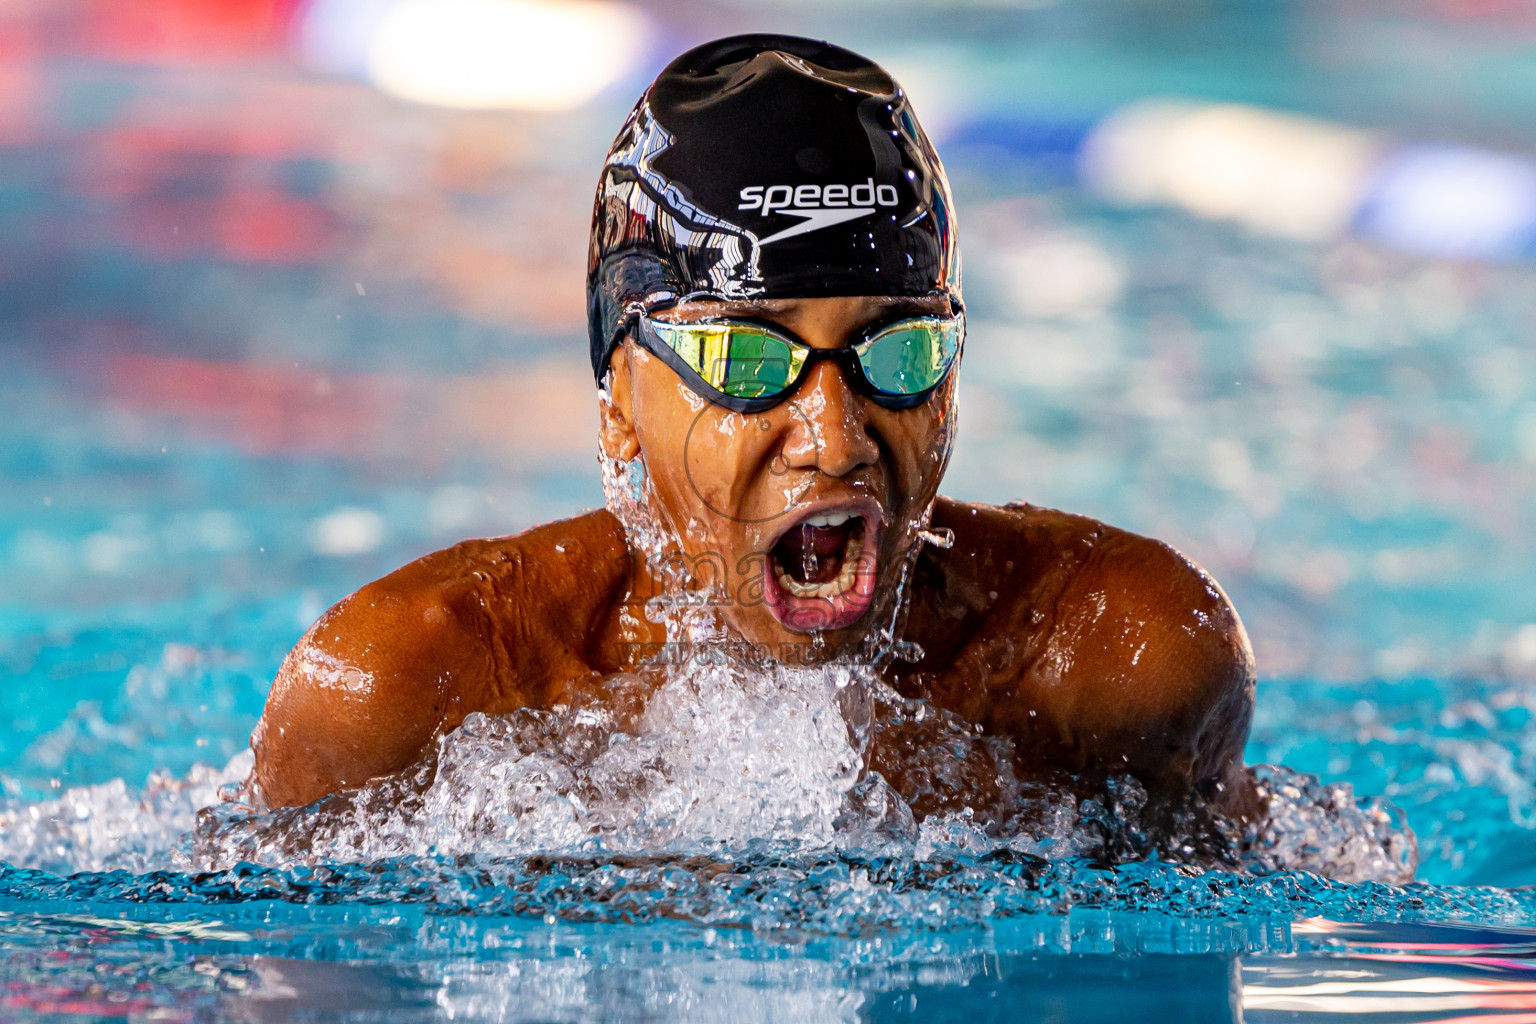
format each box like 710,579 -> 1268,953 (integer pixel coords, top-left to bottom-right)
781,359 -> 878,478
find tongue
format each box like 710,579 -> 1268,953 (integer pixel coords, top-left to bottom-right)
774,521 -> 852,585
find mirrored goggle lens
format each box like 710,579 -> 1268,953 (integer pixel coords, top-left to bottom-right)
646,321 -> 802,399
854,316 -> 962,395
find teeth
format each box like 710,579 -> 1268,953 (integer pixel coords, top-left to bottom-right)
803,512 -> 853,528
774,530 -> 863,598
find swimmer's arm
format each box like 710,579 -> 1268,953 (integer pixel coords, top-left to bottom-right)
251,563 -> 500,809
250,515 -> 631,808
1023,528 -> 1256,802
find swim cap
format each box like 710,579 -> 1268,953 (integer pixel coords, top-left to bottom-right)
586,33 -> 961,384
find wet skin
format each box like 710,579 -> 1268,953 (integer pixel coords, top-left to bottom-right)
252,297 -> 1256,812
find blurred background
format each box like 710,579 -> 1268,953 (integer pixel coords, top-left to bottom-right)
4,0 -> 1536,790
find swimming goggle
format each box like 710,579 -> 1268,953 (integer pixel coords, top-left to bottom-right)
632,311 -> 964,413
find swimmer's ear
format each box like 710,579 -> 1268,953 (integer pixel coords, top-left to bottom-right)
598,339 -> 641,462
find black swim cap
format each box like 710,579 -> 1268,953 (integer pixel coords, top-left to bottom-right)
586,33 -> 961,384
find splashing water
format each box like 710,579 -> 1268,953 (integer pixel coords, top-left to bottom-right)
197,658 -> 876,869
0,446 -> 1420,934
0,647 -> 1417,919
0,614 -> 1427,945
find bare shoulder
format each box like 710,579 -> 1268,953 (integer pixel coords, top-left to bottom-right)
903,498 -> 1255,790
252,509 -> 628,808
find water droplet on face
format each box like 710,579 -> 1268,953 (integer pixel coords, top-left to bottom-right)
917,527 -> 954,550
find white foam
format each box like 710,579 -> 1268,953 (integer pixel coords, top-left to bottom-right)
0,657 -> 1419,887
0,752 -> 251,875
0,457 -> 1420,886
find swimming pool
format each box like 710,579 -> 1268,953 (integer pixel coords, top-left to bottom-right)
7,1 -> 1536,1019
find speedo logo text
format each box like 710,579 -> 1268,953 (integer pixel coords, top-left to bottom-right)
736,178 -> 899,245
738,179 -> 900,214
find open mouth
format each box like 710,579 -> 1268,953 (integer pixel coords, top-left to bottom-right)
771,513 -> 865,596
763,507 -> 881,632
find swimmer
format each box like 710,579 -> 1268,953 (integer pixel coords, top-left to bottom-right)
251,35 -> 1255,820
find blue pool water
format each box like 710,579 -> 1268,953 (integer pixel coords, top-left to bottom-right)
8,1 -> 1536,1020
